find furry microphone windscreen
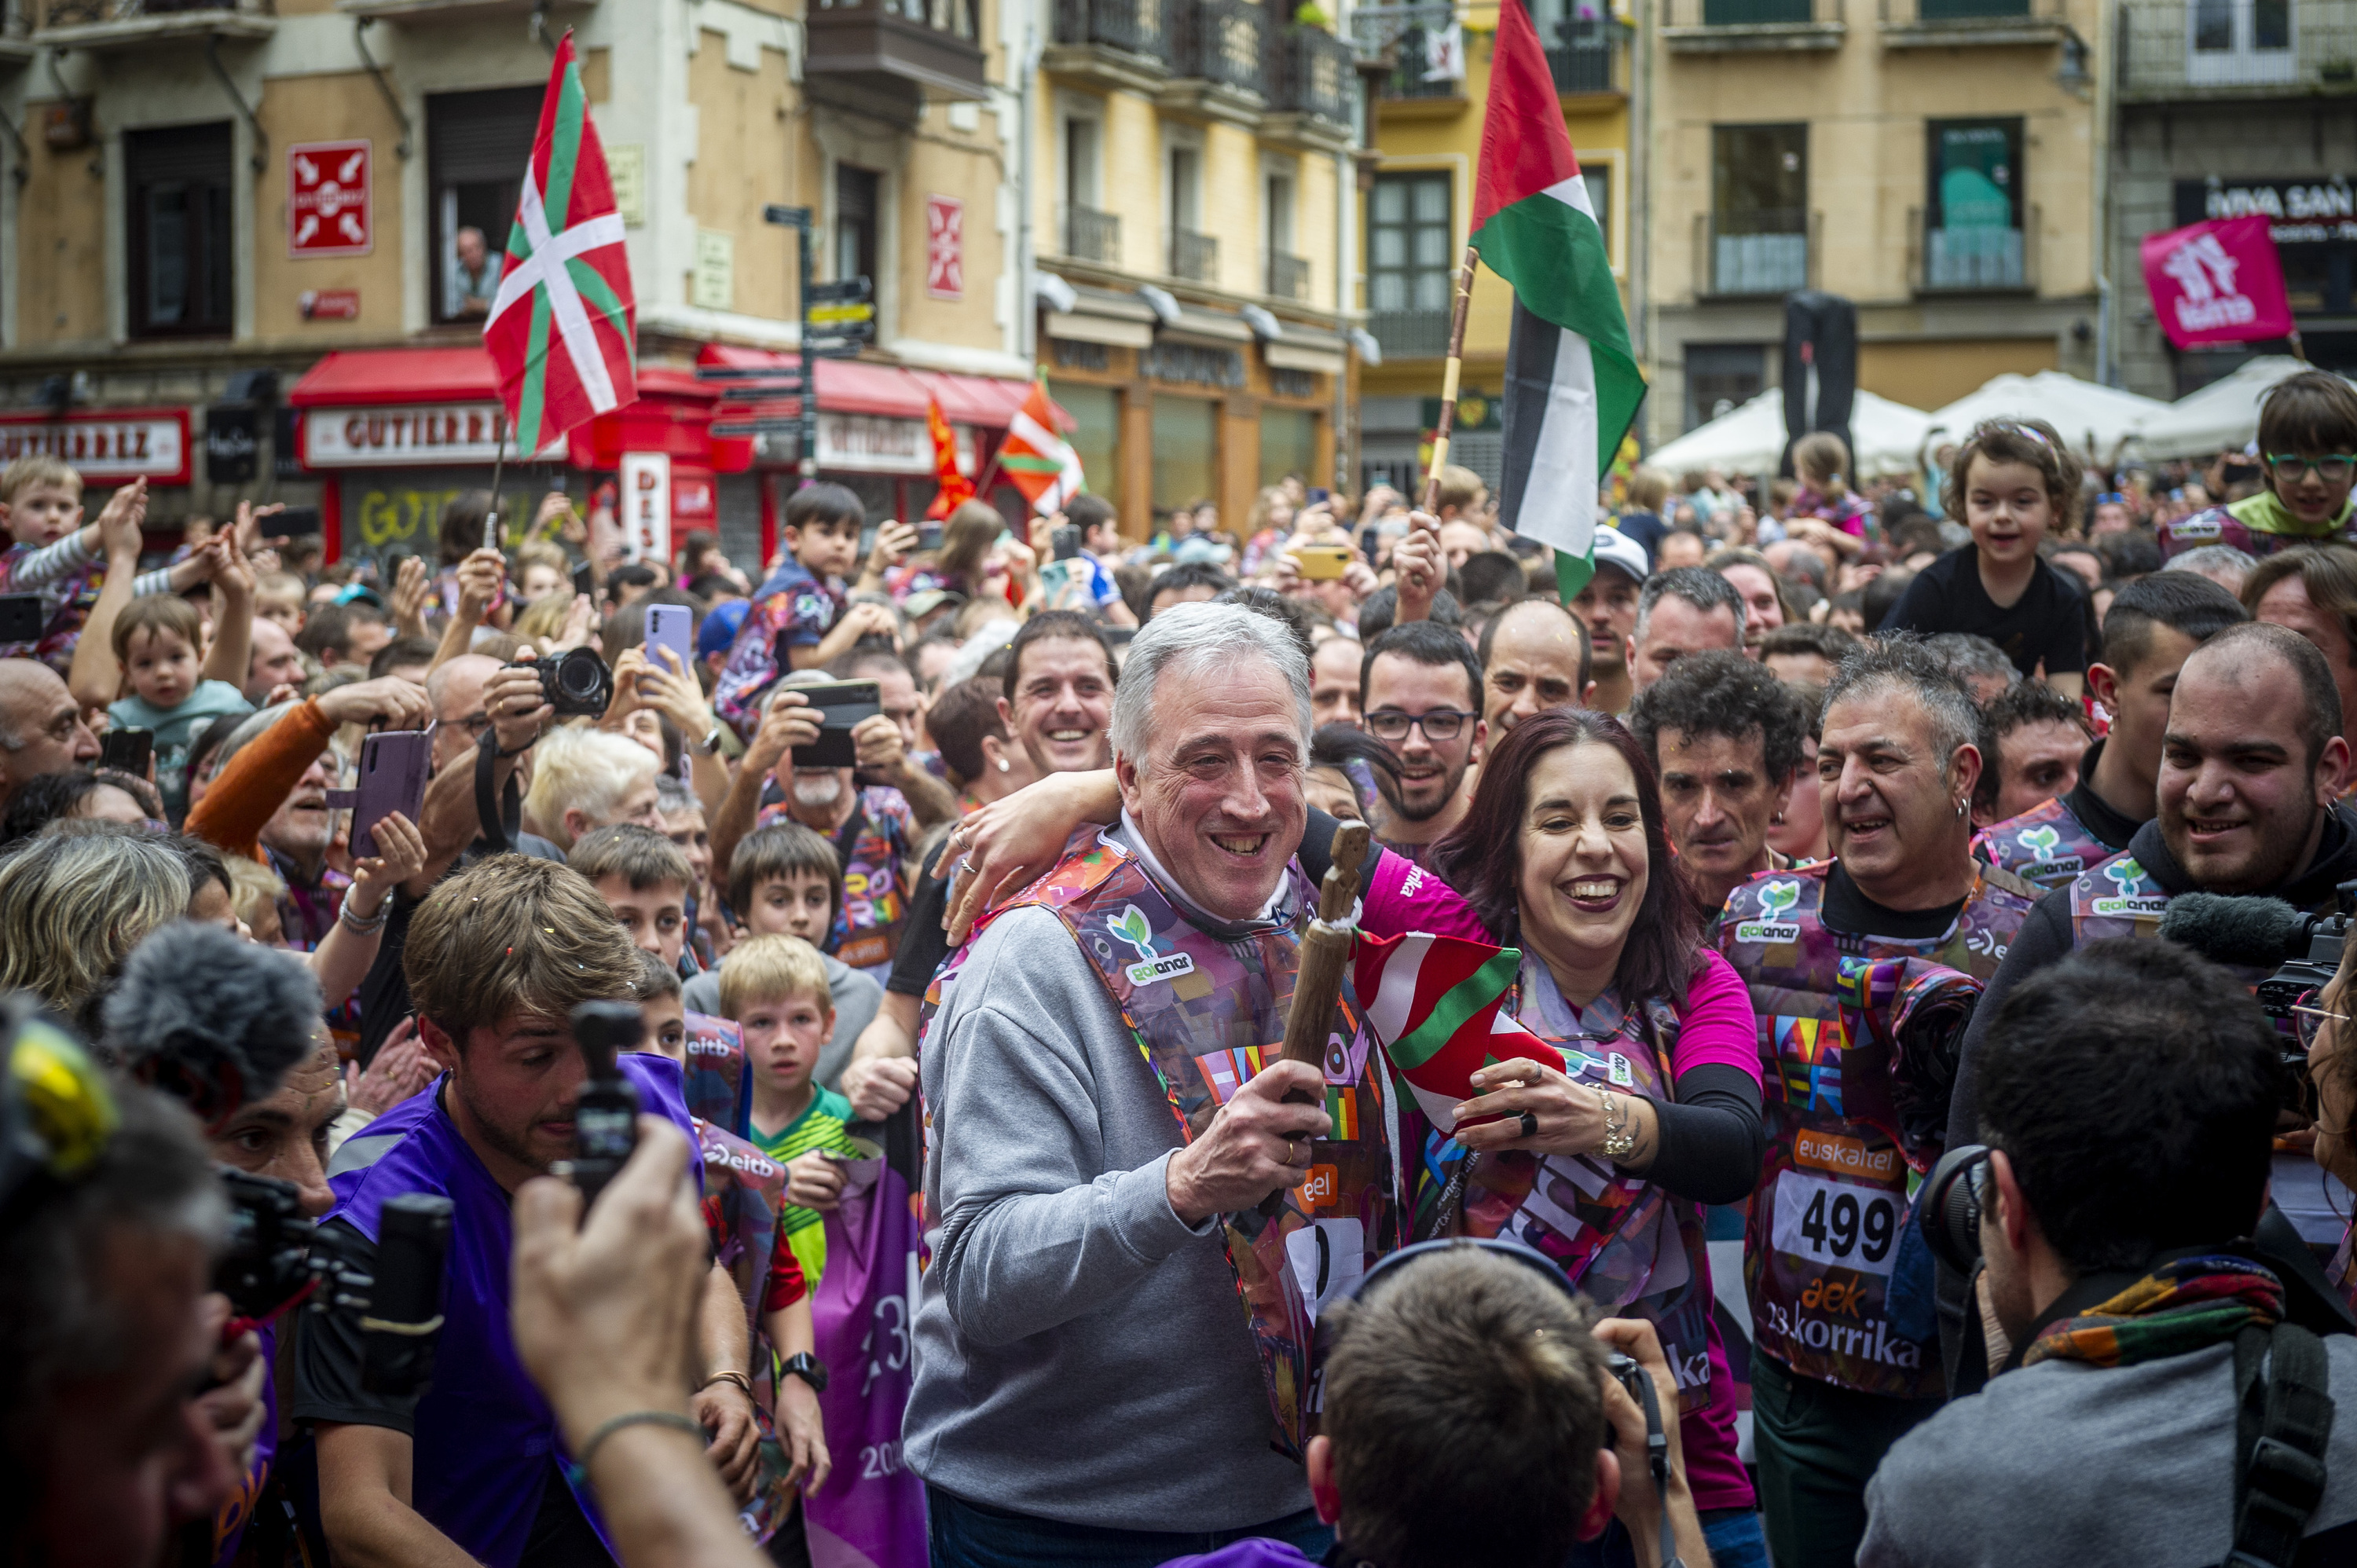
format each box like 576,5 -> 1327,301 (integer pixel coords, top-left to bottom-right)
101,921 -> 325,1123
2155,892 -> 2310,969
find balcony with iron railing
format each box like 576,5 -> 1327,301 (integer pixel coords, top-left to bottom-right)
1160,0 -> 1266,115
1878,0 -> 2071,49
1663,0 -> 1846,51
1267,21 -> 1357,134
1268,249 -> 1311,300
1700,207 -> 1813,296
1366,308 -> 1451,357
1047,0 -> 1169,87
1908,203 -> 2040,292
805,0 -> 987,102
38,0 -> 273,43
1065,203 -> 1122,265
2117,0 -> 2357,98
1348,3 -> 1463,98
1171,226 -> 1219,282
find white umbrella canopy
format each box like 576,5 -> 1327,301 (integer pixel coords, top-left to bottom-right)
2132,356 -> 2337,460
1648,388 -> 1937,478
1926,370 -> 2168,456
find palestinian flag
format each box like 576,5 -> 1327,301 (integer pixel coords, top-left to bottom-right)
485,31 -> 636,456
998,379 -> 1085,515
924,397 -> 976,518
1354,931 -> 1566,1133
1471,0 -> 1644,597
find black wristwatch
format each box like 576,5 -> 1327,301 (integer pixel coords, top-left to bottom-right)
779,1352 -> 828,1394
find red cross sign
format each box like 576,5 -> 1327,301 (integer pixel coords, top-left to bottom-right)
926,194 -> 963,300
289,141 -> 372,258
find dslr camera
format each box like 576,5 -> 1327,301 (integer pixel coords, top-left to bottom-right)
508,647 -> 613,720
215,1167 -> 454,1398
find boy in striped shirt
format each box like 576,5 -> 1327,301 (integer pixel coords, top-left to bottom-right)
724,933 -> 860,1288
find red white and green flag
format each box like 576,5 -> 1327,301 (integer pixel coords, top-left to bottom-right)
998,379 -> 1085,515
486,32 -> 636,456
1471,0 -> 1644,596
1354,930 -> 1567,1132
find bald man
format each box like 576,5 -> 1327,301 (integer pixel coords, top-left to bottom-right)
1476,598 -> 1591,738
0,658 -> 100,811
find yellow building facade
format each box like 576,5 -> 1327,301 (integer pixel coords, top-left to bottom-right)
1028,0 -> 1363,537
1349,0 -> 1630,494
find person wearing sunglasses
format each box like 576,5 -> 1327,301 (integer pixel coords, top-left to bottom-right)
2162,371 -> 2357,563
1358,620 -> 1489,868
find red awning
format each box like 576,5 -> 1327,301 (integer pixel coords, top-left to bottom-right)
288,346 -> 503,407
695,345 -> 1067,430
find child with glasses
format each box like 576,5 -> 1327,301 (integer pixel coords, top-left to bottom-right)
2162,370 -> 2357,562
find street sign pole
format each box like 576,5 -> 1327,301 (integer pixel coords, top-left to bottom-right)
762,203 -> 819,483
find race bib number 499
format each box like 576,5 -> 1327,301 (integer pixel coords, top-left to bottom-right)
1771,1171 -> 1901,1277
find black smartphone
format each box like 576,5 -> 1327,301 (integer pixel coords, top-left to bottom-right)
916,521 -> 944,553
0,594 -> 42,644
1051,524 -> 1083,561
101,727 -> 152,777
572,559 -> 596,597
786,680 -> 882,768
274,506 -> 322,537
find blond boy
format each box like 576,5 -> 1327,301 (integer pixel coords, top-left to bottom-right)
721,934 -> 860,1289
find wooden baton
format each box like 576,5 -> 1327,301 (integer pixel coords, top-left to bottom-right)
1256,821 -> 1373,1218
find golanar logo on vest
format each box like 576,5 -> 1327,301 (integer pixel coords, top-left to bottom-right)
2090,860 -> 2168,919
1110,903 -> 1197,986
1735,878 -> 1803,944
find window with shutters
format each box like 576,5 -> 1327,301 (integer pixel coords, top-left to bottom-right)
428,86 -> 543,324
126,123 -> 233,340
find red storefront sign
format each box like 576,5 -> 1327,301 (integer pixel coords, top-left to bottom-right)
0,408 -> 191,485
289,141 -> 372,258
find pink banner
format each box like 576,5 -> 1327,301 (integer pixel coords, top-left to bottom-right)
2142,214 -> 2296,350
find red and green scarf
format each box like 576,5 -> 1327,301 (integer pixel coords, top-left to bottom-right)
2022,1255 -> 2284,1369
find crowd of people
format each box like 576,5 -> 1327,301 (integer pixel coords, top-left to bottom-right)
11,371 -> 2357,1568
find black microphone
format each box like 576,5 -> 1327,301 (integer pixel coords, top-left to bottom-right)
2155,892 -> 2313,966
101,921 -> 326,1125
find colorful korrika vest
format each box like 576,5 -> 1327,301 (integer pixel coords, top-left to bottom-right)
1973,793 -> 2113,892
922,829 -> 1397,1456
758,788 -> 912,973
323,1057 -> 699,1568
2161,493 -> 2357,562
1716,861 -> 2038,1399
1454,960 -> 1717,1416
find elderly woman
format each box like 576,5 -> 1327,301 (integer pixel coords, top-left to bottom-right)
1430,707 -> 1768,1566
0,821 -> 191,1031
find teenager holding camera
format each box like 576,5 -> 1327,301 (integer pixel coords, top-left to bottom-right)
296,856 -> 753,1568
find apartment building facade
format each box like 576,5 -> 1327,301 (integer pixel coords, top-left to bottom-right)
2111,0 -> 2357,397
1641,0 -> 2108,449
1031,0 -> 1364,533
0,0 -> 1028,566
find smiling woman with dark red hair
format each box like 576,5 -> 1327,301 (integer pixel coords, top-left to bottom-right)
1428,706 -> 1771,1566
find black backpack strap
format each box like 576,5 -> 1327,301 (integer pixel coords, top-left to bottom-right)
2227,1321 -> 2334,1568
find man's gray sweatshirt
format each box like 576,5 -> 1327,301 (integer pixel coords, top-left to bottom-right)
901,901 -> 1310,1532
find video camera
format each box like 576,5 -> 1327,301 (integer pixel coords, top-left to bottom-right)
2154,878 -> 2357,1119
507,647 -> 613,720
215,1168 -> 454,1398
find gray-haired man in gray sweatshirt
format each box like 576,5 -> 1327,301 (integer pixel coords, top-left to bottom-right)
904,603 -> 1345,1566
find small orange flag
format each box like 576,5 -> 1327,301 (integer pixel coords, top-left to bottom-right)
925,397 -> 976,518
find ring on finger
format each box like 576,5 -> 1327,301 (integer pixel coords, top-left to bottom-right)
1517,1109 -> 1538,1140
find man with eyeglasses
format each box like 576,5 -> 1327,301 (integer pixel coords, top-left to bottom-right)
2161,370 -> 2357,562
1358,619 -> 1486,868
1944,623 -> 2357,1388
0,655 -> 99,811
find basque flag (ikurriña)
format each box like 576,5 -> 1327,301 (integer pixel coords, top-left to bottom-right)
485,31 -> 637,456
1472,0 -> 1645,595
1354,930 -> 1567,1133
